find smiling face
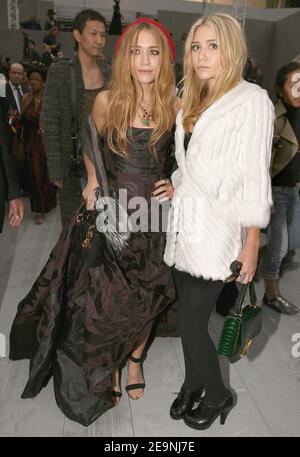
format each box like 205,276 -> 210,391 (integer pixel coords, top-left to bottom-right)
130,29 -> 161,86
190,24 -> 223,89
73,19 -> 106,59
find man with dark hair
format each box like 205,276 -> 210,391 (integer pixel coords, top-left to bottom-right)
43,25 -> 60,56
41,9 -> 111,224
5,63 -> 28,195
23,38 -> 40,65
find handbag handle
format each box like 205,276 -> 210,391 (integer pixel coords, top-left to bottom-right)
229,260 -> 257,315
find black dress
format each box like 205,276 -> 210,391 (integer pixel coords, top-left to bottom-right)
9,128 -> 177,426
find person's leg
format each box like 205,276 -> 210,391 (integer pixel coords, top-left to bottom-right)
280,189 -> 300,275
111,368 -> 122,405
280,249 -> 297,276
261,187 -> 288,298
125,335 -> 149,400
261,187 -> 298,314
287,188 -> 300,253
112,334 -> 149,403
215,282 -> 239,317
174,270 -> 227,405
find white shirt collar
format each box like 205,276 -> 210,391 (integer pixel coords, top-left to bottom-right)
9,80 -> 22,93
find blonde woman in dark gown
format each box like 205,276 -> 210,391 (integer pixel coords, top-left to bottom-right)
10,18 -> 179,427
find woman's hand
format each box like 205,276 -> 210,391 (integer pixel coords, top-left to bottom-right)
152,178 -> 174,202
236,227 -> 260,284
82,178 -> 99,210
236,245 -> 259,284
8,198 -> 24,227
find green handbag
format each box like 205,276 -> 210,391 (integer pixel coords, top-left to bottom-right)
217,261 -> 263,364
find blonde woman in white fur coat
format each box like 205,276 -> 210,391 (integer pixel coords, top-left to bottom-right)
164,14 -> 275,430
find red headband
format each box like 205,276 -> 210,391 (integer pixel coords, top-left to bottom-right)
115,18 -> 175,63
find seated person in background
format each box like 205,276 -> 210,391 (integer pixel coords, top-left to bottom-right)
26,40 -> 40,65
41,43 -> 56,68
20,13 -> 41,31
43,25 -> 60,56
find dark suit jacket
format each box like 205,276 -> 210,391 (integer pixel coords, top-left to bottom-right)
41,55 -> 111,182
5,82 -> 20,148
5,82 -> 19,113
41,55 -> 111,222
0,97 -> 21,232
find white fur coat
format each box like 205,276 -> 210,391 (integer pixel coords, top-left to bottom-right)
164,80 -> 275,281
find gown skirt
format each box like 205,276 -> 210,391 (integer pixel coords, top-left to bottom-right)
9,128 -> 178,426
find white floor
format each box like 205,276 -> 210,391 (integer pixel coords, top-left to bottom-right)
0,201 -> 300,437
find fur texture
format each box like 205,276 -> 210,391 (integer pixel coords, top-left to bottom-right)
164,80 -> 275,280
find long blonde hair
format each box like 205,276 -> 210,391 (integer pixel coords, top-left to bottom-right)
182,13 -> 247,131
106,22 -> 175,156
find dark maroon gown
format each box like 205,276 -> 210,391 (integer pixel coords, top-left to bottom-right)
9,128 -> 178,426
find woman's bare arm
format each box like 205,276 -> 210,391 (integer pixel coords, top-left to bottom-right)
82,91 -> 109,209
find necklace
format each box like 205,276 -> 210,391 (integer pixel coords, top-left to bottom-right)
139,104 -> 154,127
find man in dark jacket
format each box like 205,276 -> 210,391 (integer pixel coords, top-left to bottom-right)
43,25 -> 61,56
20,13 -> 41,30
5,62 -> 28,195
41,9 -> 111,224
5,63 -> 25,116
44,9 -> 58,31
0,97 -> 24,232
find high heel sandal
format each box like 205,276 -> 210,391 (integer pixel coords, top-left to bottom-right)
125,354 -> 145,400
111,389 -> 122,407
111,369 -> 122,405
183,389 -> 235,430
111,390 -> 122,400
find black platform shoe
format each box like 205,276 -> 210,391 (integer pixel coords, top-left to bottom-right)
183,389 -> 235,430
170,385 -> 205,420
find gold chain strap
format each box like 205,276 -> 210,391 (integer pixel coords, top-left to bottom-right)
82,223 -> 96,250
75,207 -> 96,250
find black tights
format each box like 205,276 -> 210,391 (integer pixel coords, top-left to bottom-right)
174,269 -> 228,405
